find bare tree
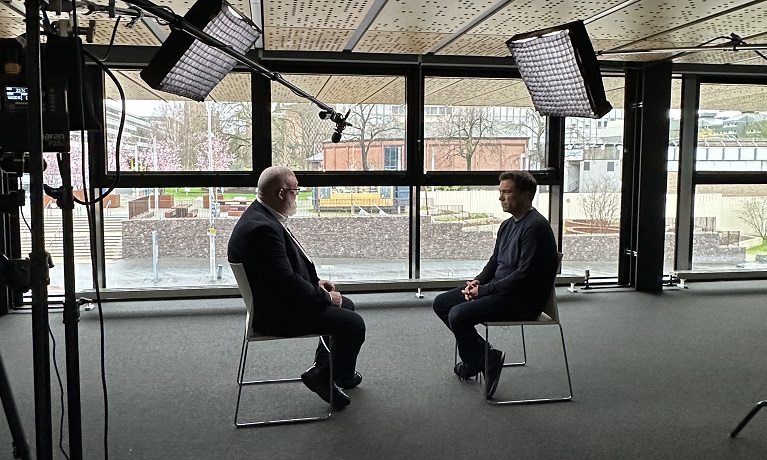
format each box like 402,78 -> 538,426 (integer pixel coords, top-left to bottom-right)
432,106 -> 499,171
511,109 -> 546,169
343,104 -> 404,170
217,102 -> 253,170
735,197 -> 767,240
577,176 -> 621,231
272,103 -> 329,170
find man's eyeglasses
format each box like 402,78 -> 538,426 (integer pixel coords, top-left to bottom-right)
282,188 -> 300,195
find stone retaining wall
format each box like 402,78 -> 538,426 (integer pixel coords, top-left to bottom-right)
122,217 -> 745,263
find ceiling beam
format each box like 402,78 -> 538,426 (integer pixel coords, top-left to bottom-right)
343,0 -> 389,52
428,0 -> 515,55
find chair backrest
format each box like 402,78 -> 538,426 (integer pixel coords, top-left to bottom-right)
230,263 -> 254,329
541,252 -> 564,323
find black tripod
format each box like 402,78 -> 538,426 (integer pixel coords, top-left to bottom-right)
0,353 -> 30,459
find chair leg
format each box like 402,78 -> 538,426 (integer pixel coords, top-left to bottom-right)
234,336 -> 334,428
485,324 -> 573,405
505,326 -> 527,367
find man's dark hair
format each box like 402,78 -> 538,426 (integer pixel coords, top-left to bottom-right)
499,170 -> 537,197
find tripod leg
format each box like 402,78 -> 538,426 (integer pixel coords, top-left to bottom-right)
730,400 -> 767,438
0,354 -> 30,459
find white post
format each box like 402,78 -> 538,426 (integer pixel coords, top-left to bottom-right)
153,138 -> 159,218
207,102 -> 216,281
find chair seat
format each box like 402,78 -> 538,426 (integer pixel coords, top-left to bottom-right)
482,312 -> 555,327
247,332 -> 322,342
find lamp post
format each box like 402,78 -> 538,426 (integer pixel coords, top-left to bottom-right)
206,102 -> 216,281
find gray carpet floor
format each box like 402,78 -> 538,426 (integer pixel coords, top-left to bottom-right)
2,282 -> 767,459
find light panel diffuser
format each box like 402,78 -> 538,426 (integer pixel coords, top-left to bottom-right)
507,21 -> 612,119
141,0 -> 260,101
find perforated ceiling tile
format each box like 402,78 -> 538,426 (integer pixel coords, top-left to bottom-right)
468,0 -> 613,36
265,27 -> 351,51
0,15 -> 24,39
272,74 -> 334,103
90,20 -> 162,46
318,75 -> 403,104
106,70 -> 173,101
425,78 -> 524,105
265,0 -> 372,29
368,0 -> 497,33
437,35 -> 510,57
589,0 -> 761,43
209,73 -> 252,102
354,31 -> 446,54
675,49 -> 765,65
0,2 -> 23,18
611,2 -> 767,56
698,83 -> 767,111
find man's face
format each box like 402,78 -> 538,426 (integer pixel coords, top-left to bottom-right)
281,174 -> 299,216
275,175 -> 298,217
498,179 -> 531,216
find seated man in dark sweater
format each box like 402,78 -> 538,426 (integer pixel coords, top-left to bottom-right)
433,170 -> 558,398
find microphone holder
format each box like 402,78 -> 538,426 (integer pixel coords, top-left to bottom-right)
120,0 -> 352,142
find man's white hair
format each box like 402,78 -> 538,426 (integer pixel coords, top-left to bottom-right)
257,166 -> 294,198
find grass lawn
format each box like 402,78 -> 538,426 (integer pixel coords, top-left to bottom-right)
746,240 -> 767,256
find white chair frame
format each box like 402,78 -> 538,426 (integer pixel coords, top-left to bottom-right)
231,263 -> 333,427
454,253 -> 573,404
480,283 -> 573,404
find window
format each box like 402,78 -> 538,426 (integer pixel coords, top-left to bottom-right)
384,146 -> 401,170
272,75 -> 406,172
583,161 -> 590,171
423,77 -> 545,172
104,72 -> 252,173
607,161 -> 615,172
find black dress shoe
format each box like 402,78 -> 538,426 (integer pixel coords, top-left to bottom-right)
335,372 -> 363,390
301,366 -> 351,409
484,349 -> 505,399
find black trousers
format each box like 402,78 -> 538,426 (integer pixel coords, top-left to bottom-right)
260,296 -> 365,381
433,287 -> 539,370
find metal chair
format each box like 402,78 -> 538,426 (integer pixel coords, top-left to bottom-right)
454,253 -> 573,404
231,263 -> 333,427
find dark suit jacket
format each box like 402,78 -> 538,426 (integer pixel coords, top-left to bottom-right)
227,201 -> 332,331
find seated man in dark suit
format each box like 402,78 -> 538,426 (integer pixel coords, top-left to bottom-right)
433,171 -> 558,398
227,166 -> 366,408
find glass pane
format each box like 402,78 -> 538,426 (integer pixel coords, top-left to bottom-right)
697,83 -> 767,172
271,75 -> 406,171
109,184 -> 411,287
105,71 -> 252,172
419,186 -> 551,280
561,76 -> 625,278
20,134 -> 94,294
691,184 -> 767,271
423,77 -> 545,171
665,78 -> 683,273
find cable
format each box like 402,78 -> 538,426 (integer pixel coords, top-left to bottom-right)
48,325 -> 70,460
96,16 -> 122,61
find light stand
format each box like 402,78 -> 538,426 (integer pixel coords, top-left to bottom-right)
24,0 -> 55,459
0,351 -> 29,459
45,152 -> 83,458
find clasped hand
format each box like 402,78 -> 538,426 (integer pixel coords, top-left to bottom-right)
462,280 -> 480,301
320,280 -> 343,306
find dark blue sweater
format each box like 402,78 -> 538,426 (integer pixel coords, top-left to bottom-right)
476,207 -> 558,309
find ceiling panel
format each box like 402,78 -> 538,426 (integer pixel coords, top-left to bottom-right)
318,75 -> 404,104
267,27 -> 352,51
263,0 -> 374,50
469,0 -> 619,35
589,0 -> 763,45
354,31 -> 448,54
